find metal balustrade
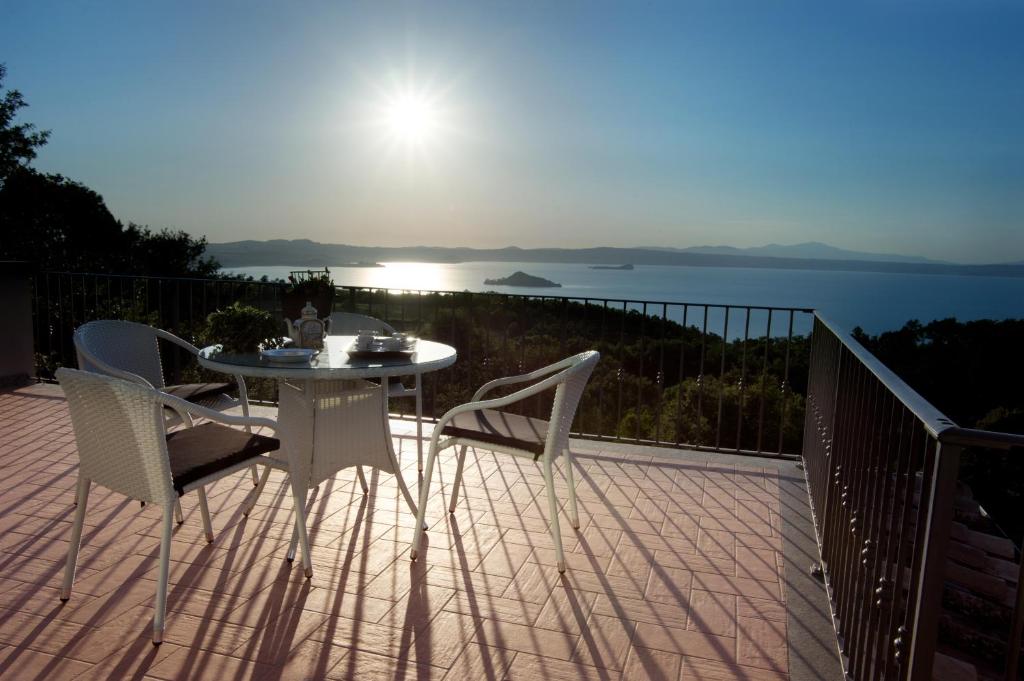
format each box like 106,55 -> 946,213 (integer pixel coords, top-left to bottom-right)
804,314 -> 1024,681
31,270 -> 813,456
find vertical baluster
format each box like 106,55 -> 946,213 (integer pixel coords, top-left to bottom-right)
675,304 -> 688,446
715,307 -> 729,450
695,306 -> 708,447
777,310 -> 794,455
636,302 -> 646,443
757,309 -> 772,453
735,308 -> 751,451
615,301 -> 626,443
655,303 -> 667,444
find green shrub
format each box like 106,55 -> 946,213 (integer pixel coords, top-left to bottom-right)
204,303 -> 284,354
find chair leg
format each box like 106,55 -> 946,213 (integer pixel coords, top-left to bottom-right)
243,465 -> 271,517
563,448 -> 581,530
287,485 -> 319,563
237,377 -> 259,487
288,480 -> 314,578
173,498 -> 184,525
415,377 -> 424,472
542,452 -> 567,574
153,503 -> 174,644
196,487 -> 214,543
448,445 -> 469,514
411,440 -> 440,560
60,476 -> 91,601
356,466 -> 369,494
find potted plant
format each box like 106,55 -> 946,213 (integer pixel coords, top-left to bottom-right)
282,268 -> 334,321
204,303 -> 286,354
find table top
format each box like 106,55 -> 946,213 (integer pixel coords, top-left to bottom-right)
198,335 -> 457,380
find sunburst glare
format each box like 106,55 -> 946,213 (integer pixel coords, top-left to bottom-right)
373,84 -> 450,155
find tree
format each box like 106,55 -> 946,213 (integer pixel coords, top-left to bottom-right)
0,64 -> 224,277
0,64 -> 50,184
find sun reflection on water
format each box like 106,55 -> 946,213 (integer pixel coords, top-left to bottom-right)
365,261 -> 454,293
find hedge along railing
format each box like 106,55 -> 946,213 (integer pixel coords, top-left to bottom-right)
804,314 -> 1024,681
31,271 -> 813,457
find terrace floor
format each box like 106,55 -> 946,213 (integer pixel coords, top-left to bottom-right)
0,383 -> 842,681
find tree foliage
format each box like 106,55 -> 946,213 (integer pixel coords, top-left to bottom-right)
0,64 -> 220,277
852,318 -> 1024,431
0,64 -> 50,183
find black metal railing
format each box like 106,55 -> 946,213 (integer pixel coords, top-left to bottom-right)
804,314 -> 1024,681
31,270 -> 813,456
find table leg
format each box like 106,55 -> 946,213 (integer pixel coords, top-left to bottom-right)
288,484 -> 319,564
379,374 -> 423,523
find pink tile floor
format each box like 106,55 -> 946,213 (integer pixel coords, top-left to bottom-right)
0,384 -> 791,680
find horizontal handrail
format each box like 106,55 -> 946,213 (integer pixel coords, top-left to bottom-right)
814,312 -> 958,439
938,427 -> 1024,450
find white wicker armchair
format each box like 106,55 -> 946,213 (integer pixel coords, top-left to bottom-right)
410,350 -> 599,573
324,311 -> 426,470
73,319 -> 259,486
56,368 -> 314,644
73,319 -> 251,415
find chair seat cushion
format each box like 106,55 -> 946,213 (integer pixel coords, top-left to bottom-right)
164,382 -> 233,404
166,423 -> 278,495
441,409 -> 548,456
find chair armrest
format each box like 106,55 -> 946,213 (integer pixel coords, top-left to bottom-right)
158,392 -> 278,435
471,356 -> 576,401
153,327 -> 201,356
433,369 -> 566,439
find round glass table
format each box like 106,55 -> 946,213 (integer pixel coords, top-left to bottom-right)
198,335 -> 457,523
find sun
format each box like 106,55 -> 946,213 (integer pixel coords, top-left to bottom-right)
378,89 -> 444,149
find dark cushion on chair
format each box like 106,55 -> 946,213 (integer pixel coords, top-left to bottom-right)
165,382 -> 233,403
166,423 -> 278,495
441,409 -> 548,456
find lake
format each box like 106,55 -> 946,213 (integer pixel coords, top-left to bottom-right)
224,261 -> 1024,336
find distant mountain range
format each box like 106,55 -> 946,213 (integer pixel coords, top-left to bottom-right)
653,241 -> 943,264
207,239 -> 1024,278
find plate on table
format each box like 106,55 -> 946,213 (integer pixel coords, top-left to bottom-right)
260,348 -> 316,364
346,337 -> 417,359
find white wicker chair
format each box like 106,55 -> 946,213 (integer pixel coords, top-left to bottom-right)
324,311 -> 426,470
73,319 -> 259,487
56,368 -> 314,645
410,350 -> 599,573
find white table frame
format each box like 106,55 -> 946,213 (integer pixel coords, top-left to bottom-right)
198,336 -> 456,529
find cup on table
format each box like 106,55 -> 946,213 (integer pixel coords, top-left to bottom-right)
356,330 -> 376,349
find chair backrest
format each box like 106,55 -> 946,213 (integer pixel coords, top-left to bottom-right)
325,312 -> 396,336
56,367 -> 176,505
545,351 -> 600,455
74,320 -> 166,388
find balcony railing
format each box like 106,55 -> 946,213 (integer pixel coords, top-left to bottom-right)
805,314 -> 1024,681
31,270 -> 813,457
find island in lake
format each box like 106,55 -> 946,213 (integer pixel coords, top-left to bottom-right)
483,271 -> 562,288
589,263 -> 634,270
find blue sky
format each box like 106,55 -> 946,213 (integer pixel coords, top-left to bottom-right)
2,1 -> 1022,262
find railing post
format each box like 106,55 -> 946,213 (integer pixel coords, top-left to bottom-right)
906,441 -> 961,681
